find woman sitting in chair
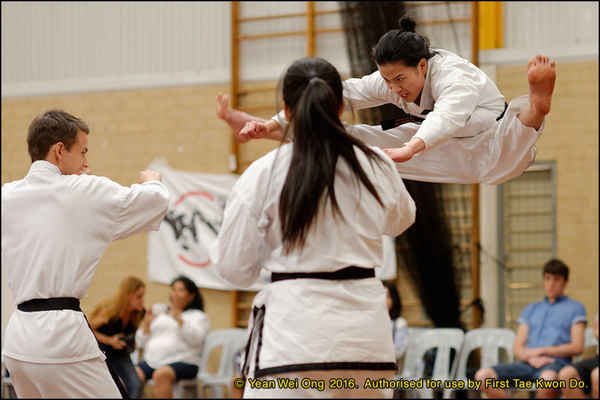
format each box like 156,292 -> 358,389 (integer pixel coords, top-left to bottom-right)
135,276 -> 210,398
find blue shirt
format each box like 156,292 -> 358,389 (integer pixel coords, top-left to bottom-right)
517,295 -> 587,363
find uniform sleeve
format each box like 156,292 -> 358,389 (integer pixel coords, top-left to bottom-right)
516,303 -> 534,326
210,177 -> 265,288
342,71 -> 393,110
373,149 -> 416,237
180,311 -> 211,348
112,181 -> 170,240
414,70 -> 481,149
571,302 -> 587,326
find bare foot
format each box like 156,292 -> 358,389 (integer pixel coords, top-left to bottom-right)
216,93 -> 248,136
527,54 -> 556,115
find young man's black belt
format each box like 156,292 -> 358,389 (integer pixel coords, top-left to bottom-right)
271,266 -> 375,282
17,296 -> 129,399
18,297 -> 81,312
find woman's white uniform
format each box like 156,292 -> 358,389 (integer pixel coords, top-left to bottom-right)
135,304 -> 210,368
273,48 -> 543,184
1,161 -> 170,398
211,144 -> 416,398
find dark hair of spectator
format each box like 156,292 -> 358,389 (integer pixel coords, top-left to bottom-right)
171,275 -> 205,311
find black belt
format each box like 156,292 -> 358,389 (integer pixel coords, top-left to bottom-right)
271,266 -> 375,282
18,297 -> 81,312
380,102 -> 508,130
496,101 -> 509,121
17,297 -> 130,398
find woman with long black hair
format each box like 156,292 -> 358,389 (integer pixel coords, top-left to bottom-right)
211,57 -> 416,398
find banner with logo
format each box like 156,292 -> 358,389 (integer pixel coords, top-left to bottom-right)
147,158 -> 397,291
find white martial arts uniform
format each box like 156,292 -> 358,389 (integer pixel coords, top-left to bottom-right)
345,95 -> 540,184
211,144 -> 416,398
135,305 -> 210,368
343,48 -> 506,149
1,160 -> 169,398
273,49 -> 543,184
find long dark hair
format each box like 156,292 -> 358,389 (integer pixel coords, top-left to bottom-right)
171,275 -> 204,311
278,57 -> 387,254
373,16 -> 437,66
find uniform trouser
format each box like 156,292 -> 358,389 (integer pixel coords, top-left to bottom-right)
3,356 -> 122,398
243,369 -> 395,398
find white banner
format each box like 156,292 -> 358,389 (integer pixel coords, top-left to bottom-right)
147,159 -> 397,291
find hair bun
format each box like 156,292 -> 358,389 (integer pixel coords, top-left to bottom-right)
398,16 -> 416,33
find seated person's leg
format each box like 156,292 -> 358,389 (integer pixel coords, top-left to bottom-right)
536,368 -> 559,399
152,366 -> 177,398
135,361 -> 154,397
559,357 -> 598,398
591,366 -> 598,399
558,365 -> 584,398
476,361 -> 535,399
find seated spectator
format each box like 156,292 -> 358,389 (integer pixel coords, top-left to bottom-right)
475,259 -> 586,399
135,275 -> 210,398
559,313 -> 598,398
382,281 -> 409,361
89,276 -> 146,398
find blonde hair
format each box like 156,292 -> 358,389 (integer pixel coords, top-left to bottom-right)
89,276 -> 146,329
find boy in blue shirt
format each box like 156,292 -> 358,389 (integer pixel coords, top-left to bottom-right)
475,259 -> 587,398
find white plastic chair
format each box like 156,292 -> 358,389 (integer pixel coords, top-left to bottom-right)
196,328 -> 249,398
574,326 -> 598,362
444,328 -> 515,398
400,328 -> 465,398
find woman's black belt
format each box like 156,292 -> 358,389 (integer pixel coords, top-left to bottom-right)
18,297 -> 81,312
271,266 -> 375,282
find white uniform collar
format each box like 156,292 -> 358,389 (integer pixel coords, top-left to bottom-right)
27,160 -> 62,177
418,52 -> 437,111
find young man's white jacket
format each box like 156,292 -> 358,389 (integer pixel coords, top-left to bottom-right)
1,161 -> 169,364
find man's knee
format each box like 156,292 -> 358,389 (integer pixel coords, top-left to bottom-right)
475,367 -> 496,382
539,370 -> 558,381
558,366 -> 578,381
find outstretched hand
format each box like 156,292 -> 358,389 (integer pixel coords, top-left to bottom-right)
383,137 -> 425,162
239,121 -> 269,142
383,146 -> 416,163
